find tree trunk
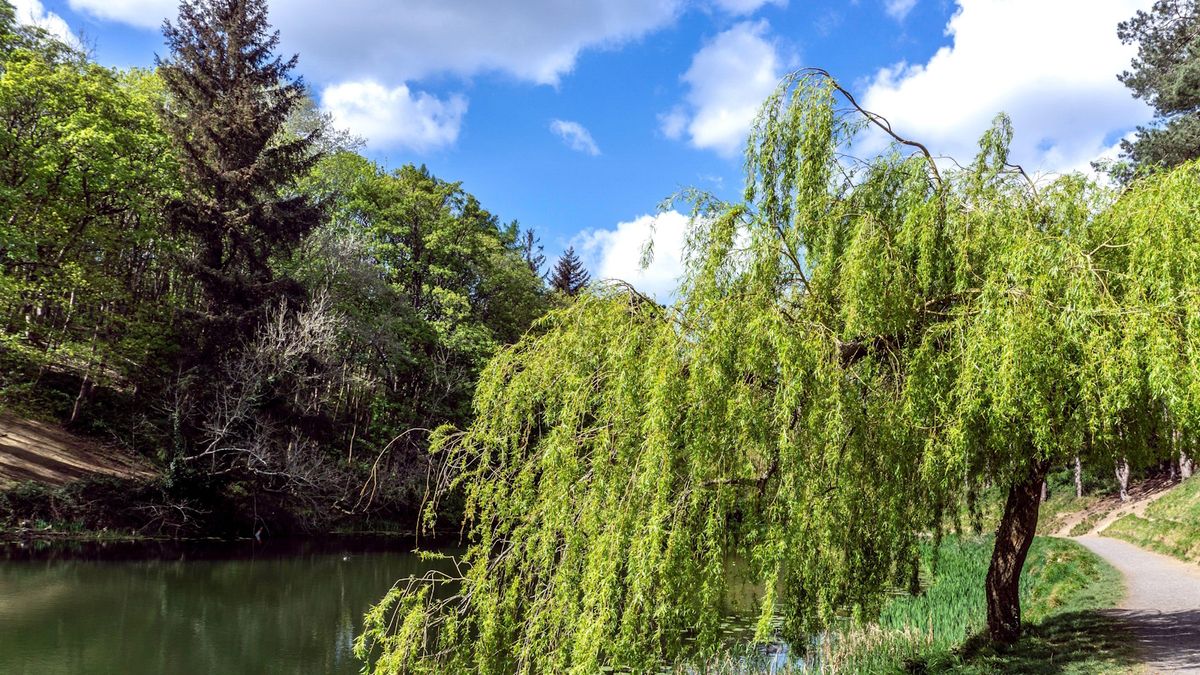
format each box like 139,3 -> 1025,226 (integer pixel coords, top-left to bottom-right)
1040,480 -> 1048,503
69,372 -> 91,424
986,462 -> 1047,645
1116,458 -> 1130,502
1074,456 -> 1083,498
1172,427 -> 1185,481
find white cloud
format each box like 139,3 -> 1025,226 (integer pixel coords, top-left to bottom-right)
710,0 -> 787,15
659,108 -> 689,139
664,20 -> 786,157
576,210 -> 691,300
859,0 -> 1154,174
550,119 -> 601,156
66,0 -> 684,86
883,0 -> 918,21
65,0 -> 167,28
320,81 -> 466,152
11,0 -> 75,44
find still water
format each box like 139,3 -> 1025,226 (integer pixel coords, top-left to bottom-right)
0,538 -> 457,675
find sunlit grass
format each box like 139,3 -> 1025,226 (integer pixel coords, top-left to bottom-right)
681,535 -> 1133,673
1105,476 -> 1200,563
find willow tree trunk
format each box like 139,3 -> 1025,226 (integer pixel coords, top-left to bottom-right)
986,463 -> 1048,645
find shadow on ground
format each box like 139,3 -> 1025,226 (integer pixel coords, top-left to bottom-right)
1108,608 -> 1200,672
910,610 -> 1141,673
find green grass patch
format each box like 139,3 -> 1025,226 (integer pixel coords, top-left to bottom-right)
1103,478 -> 1200,564
676,536 -> 1132,673
1067,512 -> 1104,537
1141,475 -> 1200,522
1036,492 -> 1108,537
811,536 -> 1132,673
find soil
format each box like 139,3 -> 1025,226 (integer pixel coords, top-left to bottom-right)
0,413 -> 156,487
1052,476 -> 1178,538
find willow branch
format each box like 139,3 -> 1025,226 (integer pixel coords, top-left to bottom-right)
802,67 -> 943,188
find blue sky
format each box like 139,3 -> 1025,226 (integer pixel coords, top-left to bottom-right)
17,0 -> 1154,298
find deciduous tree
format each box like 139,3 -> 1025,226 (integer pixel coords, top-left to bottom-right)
358,71 -> 1200,673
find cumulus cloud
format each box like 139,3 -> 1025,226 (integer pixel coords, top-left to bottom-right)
576,210 -> 691,300
320,81 -> 466,152
710,0 -> 787,15
860,0 -> 1154,174
550,119 -> 601,155
883,0 -> 918,21
664,20 -> 786,156
12,0 -> 75,44
66,0 -> 683,86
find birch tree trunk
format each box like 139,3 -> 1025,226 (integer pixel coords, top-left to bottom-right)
1074,456 -> 1083,498
1116,458 -> 1131,502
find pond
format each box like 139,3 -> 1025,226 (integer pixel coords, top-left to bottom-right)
0,537 -> 459,675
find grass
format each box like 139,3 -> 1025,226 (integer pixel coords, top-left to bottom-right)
1103,476 -> 1200,564
1037,491 -> 1095,534
678,536 -> 1133,673
1067,512 -> 1104,537
812,535 -> 1133,674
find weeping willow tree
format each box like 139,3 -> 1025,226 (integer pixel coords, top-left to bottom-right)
358,70 -> 1200,672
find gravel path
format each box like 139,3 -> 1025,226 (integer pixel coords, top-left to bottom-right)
1076,536 -> 1200,674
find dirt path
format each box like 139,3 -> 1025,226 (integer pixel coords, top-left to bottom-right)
1075,536 -> 1200,674
1052,479 -> 1177,537
0,413 -> 155,487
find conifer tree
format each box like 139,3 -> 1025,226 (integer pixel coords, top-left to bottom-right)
519,228 -> 546,277
1118,0 -> 1200,170
549,246 -> 590,295
158,0 -> 322,348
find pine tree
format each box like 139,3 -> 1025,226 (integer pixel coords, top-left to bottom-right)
519,228 -> 546,277
158,0 -> 322,347
549,246 -> 590,295
1117,0 -> 1200,170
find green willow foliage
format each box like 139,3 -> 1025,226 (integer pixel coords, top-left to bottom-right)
359,72 -> 1200,673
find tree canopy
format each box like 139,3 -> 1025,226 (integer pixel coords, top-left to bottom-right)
358,71 -> 1200,673
158,0 -> 322,342
0,0 -> 553,534
1118,0 -> 1200,170
0,9 -> 180,424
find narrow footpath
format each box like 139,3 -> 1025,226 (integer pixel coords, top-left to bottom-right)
1075,536 -> 1200,674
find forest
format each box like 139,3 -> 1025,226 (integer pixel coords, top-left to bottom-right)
0,0 -> 592,536
1,0 -> 1199,673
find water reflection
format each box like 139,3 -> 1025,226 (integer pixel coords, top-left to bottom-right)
0,537 -> 459,675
